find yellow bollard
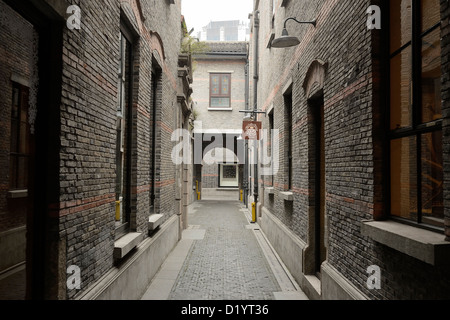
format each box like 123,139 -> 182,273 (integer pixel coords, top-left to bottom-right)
240,190 -> 243,202
196,180 -> 201,200
251,202 -> 256,223
115,200 -> 121,221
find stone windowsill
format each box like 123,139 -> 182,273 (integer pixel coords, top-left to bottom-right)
208,108 -> 233,112
7,189 -> 28,199
113,232 -> 143,260
280,191 -> 294,202
361,220 -> 450,266
265,187 -> 275,195
148,214 -> 164,231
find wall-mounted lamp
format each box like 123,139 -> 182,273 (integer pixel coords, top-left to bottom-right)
271,17 -> 317,48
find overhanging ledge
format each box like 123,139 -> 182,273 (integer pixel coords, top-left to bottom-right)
361,220 -> 450,266
114,233 -> 143,260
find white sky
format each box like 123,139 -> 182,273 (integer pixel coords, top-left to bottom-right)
181,0 -> 253,35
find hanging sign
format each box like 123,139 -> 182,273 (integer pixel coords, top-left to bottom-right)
242,121 -> 262,141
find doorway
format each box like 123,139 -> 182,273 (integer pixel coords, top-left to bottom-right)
312,95 -> 326,278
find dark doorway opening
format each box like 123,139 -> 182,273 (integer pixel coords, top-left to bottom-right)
312,94 -> 326,278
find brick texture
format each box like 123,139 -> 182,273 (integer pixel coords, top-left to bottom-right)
253,0 -> 450,299
0,0 -> 184,299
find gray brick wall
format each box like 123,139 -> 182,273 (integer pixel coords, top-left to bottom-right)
56,0 -> 182,299
253,0 -> 450,299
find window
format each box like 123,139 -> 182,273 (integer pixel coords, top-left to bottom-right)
10,83 -> 30,191
115,29 -> 134,237
284,90 -> 293,190
389,0 -> 443,229
269,109 -> 275,186
210,73 -> 231,109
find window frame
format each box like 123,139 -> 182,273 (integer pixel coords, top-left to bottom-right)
386,0 -> 444,232
115,25 -> 135,239
209,73 -> 232,109
9,82 -> 30,192
283,89 -> 293,191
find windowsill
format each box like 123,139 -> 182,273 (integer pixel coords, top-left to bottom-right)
148,214 -> 164,231
280,191 -> 294,202
361,220 -> 450,266
208,108 -> 233,111
113,232 -> 143,260
7,189 -> 28,199
265,187 -> 275,195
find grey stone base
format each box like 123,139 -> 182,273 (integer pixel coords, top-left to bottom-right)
78,215 -> 180,300
260,207 -> 369,300
321,262 -> 368,300
0,226 -> 26,272
260,207 -> 307,295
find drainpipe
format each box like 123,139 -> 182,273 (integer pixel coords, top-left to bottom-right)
244,49 -> 250,207
253,10 -> 260,221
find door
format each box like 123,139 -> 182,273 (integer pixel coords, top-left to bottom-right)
314,98 -> 326,278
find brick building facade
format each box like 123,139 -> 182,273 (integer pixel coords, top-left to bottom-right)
192,41 -> 248,199
249,0 -> 450,299
0,0 -> 193,300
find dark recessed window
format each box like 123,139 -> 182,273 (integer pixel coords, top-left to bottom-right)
115,28 -> 134,237
10,83 -> 30,191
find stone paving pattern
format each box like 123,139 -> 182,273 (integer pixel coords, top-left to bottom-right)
168,201 -> 281,300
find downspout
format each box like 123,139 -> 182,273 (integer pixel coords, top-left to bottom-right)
253,10 -> 260,220
244,49 -> 249,207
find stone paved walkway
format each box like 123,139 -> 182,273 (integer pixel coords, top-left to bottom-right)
142,200 -> 308,301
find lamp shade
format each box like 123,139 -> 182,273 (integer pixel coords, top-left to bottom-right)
271,28 -> 301,48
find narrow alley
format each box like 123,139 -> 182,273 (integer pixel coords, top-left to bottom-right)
141,198 -> 308,301
1,0 -> 450,304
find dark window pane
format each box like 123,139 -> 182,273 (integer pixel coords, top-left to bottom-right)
17,156 -> 28,189
421,27 -> 442,123
390,47 -> 412,130
390,137 -> 417,219
390,0 -> 412,54
421,132 -> 444,227
9,155 -> 18,189
10,119 -> 18,153
19,122 -> 28,154
421,0 -> 440,32
11,87 -> 20,119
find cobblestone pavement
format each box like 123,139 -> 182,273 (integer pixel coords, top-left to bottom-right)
168,200 -> 282,300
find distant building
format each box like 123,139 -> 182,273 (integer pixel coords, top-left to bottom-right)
198,20 -> 250,42
192,41 -> 248,200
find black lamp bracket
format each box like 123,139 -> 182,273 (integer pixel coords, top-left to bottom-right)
283,17 -> 317,29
